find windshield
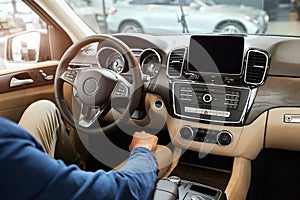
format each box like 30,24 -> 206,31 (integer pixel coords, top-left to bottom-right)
64,0 -> 300,36
195,0 -> 216,6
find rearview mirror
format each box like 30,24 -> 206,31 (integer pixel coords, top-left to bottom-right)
5,30 -> 50,63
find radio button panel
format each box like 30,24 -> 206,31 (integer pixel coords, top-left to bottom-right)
172,81 -> 252,124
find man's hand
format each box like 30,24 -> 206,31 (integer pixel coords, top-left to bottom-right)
129,131 -> 158,152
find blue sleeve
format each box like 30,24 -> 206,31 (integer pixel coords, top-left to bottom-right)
0,117 -> 158,200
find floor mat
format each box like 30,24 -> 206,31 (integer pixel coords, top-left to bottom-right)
247,148 -> 300,200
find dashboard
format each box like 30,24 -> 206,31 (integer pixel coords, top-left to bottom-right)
68,33 -> 300,158
71,33 -> 271,124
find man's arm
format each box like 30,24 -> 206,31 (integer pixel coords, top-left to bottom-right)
0,117 -> 158,200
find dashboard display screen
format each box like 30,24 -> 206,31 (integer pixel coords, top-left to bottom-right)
188,35 -> 244,74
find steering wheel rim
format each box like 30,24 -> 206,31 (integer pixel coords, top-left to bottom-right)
54,34 -> 143,134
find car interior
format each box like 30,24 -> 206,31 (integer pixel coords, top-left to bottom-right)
1,0 -> 300,200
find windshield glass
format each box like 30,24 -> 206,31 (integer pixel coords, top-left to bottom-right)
65,0 -> 300,36
196,0 -> 216,6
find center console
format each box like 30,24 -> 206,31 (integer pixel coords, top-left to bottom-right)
177,179 -> 226,200
163,34 -> 270,200
153,176 -> 226,200
167,35 -> 270,126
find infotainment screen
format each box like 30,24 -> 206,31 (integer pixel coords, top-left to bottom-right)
188,35 -> 244,74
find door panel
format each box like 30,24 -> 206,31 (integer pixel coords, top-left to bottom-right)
0,62 -> 58,123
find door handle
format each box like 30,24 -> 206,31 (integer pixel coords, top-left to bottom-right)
10,77 -> 34,87
284,114 -> 300,123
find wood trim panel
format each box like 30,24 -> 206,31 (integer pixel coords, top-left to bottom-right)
246,76 -> 300,124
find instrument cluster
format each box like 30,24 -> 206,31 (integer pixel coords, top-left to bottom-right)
139,48 -> 161,79
97,47 -> 161,79
97,47 -> 127,74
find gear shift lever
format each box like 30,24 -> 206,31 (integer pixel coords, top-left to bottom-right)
168,176 -> 181,186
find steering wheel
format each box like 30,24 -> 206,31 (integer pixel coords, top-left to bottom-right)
54,34 -> 142,134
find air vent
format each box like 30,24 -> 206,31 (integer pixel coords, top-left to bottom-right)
82,48 -> 96,56
244,49 -> 269,85
167,48 -> 186,78
131,49 -> 143,60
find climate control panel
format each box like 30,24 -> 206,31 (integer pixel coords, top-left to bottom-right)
179,126 -> 233,146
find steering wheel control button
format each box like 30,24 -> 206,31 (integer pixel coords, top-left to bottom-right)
113,82 -> 128,96
63,70 -> 77,83
217,131 -> 233,146
202,93 -> 212,103
180,126 -> 194,140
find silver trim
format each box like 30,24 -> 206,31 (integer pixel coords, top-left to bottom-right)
140,48 -> 161,79
284,114 -> 300,123
166,47 -> 187,78
96,47 -> 125,73
180,179 -> 223,200
153,99 -> 164,110
202,93 -> 212,103
244,49 -> 269,85
179,125 -> 194,140
246,88 -> 257,112
172,81 -> 253,124
10,77 -> 34,87
191,194 -> 213,200
68,63 -> 92,69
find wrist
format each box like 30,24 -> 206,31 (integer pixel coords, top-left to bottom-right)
131,144 -> 152,151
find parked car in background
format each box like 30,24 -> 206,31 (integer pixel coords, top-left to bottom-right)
106,0 -> 269,34
214,0 -> 279,20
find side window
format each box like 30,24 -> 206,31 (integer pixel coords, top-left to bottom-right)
0,0 -> 46,71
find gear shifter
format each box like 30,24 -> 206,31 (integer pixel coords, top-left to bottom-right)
168,176 -> 181,186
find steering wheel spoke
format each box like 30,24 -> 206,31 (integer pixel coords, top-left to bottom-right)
78,103 -> 101,128
60,69 -> 78,86
112,78 -> 130,98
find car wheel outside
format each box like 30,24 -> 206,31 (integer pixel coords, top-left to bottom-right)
215,21 -> 246,34
119,21 -> 143,33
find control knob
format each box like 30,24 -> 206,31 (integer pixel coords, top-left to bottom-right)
217,131 -> 233,145
179,126 -> 194,140
202,93 -> 212,103
167,176 -> 181,186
